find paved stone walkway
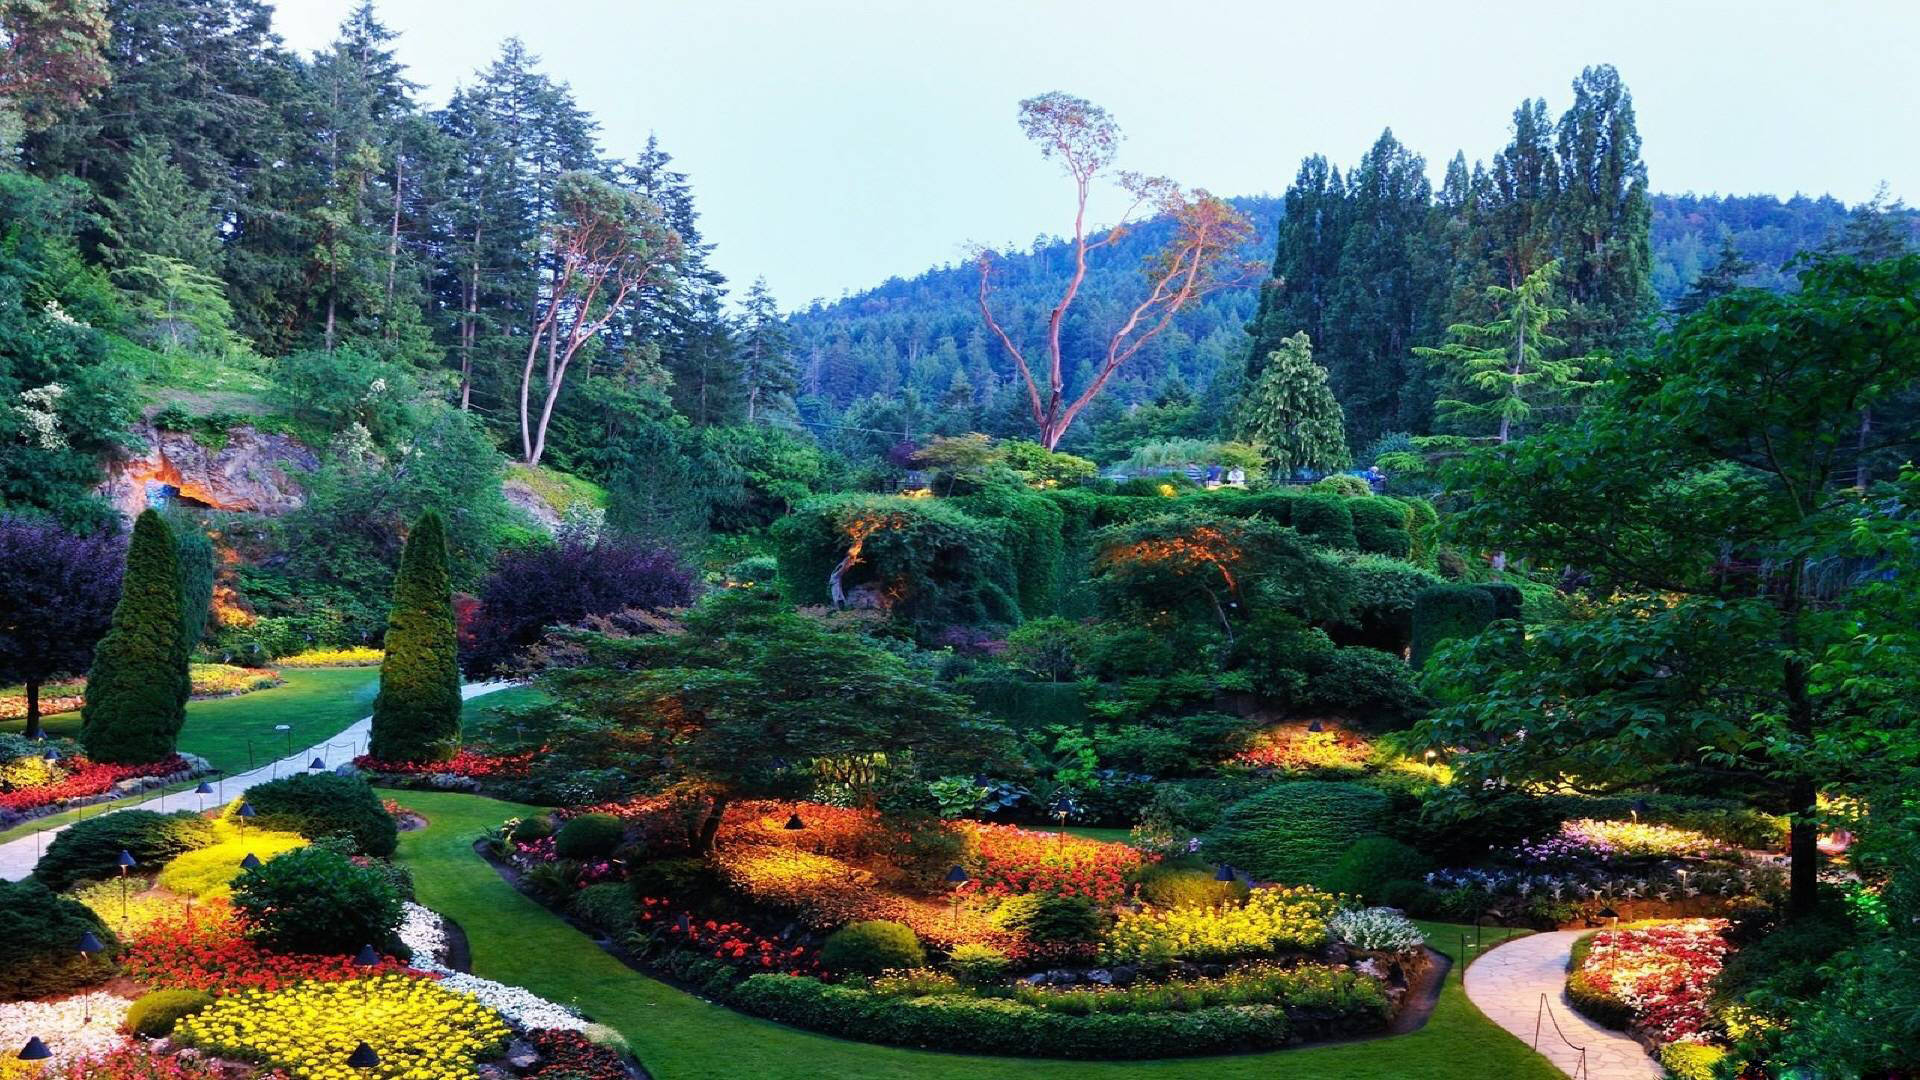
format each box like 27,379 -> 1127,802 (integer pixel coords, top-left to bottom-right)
0,680 -> 513,881
1465,929 -> 1663,1080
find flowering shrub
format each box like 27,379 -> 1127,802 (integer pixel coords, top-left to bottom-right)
1230,726 -> 1373,773
714,845 -> 875,918
122,902 -> 413,993
1327,906 -> 1424,952
524,1029 -> 629,1079
277,646 -> 384,667
1101,885 -> 1340,963
631,896 -> 819,974
1569,919 -> 1730,1045
964,823 -> 1153,905
354,747 -> 535,779
1520,819 -> 1731,864
174,974 -> 510,1079
0,756 -> 190,812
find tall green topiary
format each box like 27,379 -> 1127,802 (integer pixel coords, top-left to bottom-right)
370,511 -> 461,763
1409,585 -> 1497,668
171,513 -> 215,651
81,509 -> 189,764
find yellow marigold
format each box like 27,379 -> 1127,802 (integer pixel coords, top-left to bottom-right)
275,647 -> 385,668
1102,885 -> 1340,964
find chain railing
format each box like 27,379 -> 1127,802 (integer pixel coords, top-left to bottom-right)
1533,992 -> 1590,1080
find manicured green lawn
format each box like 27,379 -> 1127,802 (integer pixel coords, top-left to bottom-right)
391,790 -> 1560,1080
460,684 -> 549,745
3,667 -> 379,776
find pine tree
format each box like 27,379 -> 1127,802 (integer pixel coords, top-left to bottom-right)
1674,235 -> 1754,317
1233,332 -> 1349,474
100,140 -> 221,271
738,277 -> 797,422
1242,155 -> 1346,384
370,511 -> 461,763
1552,64 -> 1654,357
80,509 -> 188,764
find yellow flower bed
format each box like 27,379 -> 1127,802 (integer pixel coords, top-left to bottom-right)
1102,885 -> 1342,964
0,754 -> 63,788
190,663 -> 283,697
173,974 -> 510,1080
156,811 -> 308,900
68,879 -> 193,938
276,647 -> 384,668
715,845 -> 876,919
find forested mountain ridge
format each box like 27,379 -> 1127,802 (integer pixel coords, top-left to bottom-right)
786,189 -> 1917,441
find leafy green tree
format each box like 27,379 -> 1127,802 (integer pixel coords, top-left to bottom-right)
81,509 -> 188,763
369,510 -> 461,763
538,589 -> 1012,851
112,254 -> 244,358
1418,259 -> 1594,445
1421,254 -> 1920,913
0,0 -> 110,133
1233,331 -> 1349,474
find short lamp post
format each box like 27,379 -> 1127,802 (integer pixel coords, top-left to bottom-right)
240,853 -> 262,872
116,850 -> 137,924
194,780 -> 214,813
1215,863 -> 1236,883
354,945 -> 380,968
237,801 -> 256,841
309,757 -> 327,773
783,812 -> 805,831
1630,798 -> 1649,824
76,933 -> 104,1024
17,1037 -> 51,1067
346,1042 -> 380,1070
944,865 -> 969,931
1597,905 -> 1620,927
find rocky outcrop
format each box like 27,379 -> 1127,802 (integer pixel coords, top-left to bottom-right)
99,423 -> 317,518
501,470 -> 563,532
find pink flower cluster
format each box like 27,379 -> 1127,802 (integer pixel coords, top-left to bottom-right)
512,836 -> 626,886
1575,919 -> 1730,1045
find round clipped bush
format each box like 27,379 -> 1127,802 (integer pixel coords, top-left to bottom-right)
554,812 -> 625,860
1292,494 -> 1357,549
990,893 -> 1106,946
1348,498 -> 1412,558
125,988 -> 215,1036
229,846 -> 403,955
1409,584 -> 1496,667
570,882 -> 636,935
1312,474 -> 1373,499
820,919 -> 925,975
947,943 -> 1011,986
510,813 -> 557,844
0,879 -> 118,998
1208,781 -> 1392,885
241,772 -> 398,857
1317,836 -> 1433,901
33,809 -> 216,892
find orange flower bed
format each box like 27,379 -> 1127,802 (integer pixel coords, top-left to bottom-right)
961,823 -> 1155,905
1230,725 -> 1373,772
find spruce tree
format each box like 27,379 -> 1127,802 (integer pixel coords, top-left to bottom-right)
1242,155 -> 1346,385
1234,332 -> 1350,474
81,509 -> 189,764
1674,235 -> 1754,317
369,511 -> 461,763
738,277 -> 798,422
1552,64 -> 1654,357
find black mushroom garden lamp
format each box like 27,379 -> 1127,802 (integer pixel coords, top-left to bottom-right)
77,933 -> 105,1023
347,1042 -> 381,1070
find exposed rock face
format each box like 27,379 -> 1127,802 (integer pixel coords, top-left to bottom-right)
99,424 -> 317,519
501,471 -> 562,532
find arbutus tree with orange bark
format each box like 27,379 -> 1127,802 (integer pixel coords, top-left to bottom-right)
520,170 -> 683,467
975,92 -> 1260,450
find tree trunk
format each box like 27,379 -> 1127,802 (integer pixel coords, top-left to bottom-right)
23,678 -> 41,741
1782,556 -> 1819,914
696,795 -> 729,854
383,153 -> 403,337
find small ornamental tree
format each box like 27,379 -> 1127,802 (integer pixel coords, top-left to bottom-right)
464,530 -> 697,677
0,516 -> 123,739
370,512 -> 461,763
81,509 -> 189,764
1234,332 -> 1350,475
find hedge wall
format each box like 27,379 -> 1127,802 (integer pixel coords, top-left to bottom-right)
1208,781 -> 1393,885
1291,495 -> 1357,549
1409,585 -> 1497,668
1349,498 -> 1412,558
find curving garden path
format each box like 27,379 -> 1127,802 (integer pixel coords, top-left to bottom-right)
0,680 -> 511,882
1464,930 -> 1662,1080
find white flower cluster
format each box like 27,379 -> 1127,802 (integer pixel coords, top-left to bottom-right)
0,993 -> 132,1066
1329,906 -> 1426,953
13,383 -> 67,450
398,902 -> 590,1033
41,299 -> 85,328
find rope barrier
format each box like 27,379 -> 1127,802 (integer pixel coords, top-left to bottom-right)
1533,992 -> 1590,1080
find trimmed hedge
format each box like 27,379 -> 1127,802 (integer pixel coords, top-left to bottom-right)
82,509 -> 190,764
820,920 -> 925,975
370,511 -> 463,763
729,974 -> 1298,1059
242,772 -> 398,857
126,989 -> 214,1037
1209,781 -> 1392,885
1317,836 -> 1432,901
1409,584 -> 1496,668
1292,495 -> 1356,549
554,812 -> 625,860
33,809 -> 216,892
0,879 -> 118,998
1348,498 -> 1412,558
229,846 -> 403,955
1565,933 -> 1636,1030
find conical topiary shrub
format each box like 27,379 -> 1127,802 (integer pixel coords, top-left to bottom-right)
81,509 -> 190,764
369,511 -> 461,762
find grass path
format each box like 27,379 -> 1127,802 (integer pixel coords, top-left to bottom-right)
391,790 -> 1562,1080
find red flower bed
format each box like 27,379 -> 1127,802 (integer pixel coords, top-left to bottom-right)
0,755 -> 188,812
635,895 -> 819,974
523,1029 -> 628,1079
1573,919 -> 1730,1046
42,1047 -> 238,1079
122,901 -> 420,993
962,822 -> 1154,905
353,748 -> 535,778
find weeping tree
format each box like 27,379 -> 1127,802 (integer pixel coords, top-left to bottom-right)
81,510 -> 188,763
370,511 -> 461,762
1233,331 -> 1350,474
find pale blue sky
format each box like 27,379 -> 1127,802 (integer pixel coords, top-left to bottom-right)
276,0 -> 1920,310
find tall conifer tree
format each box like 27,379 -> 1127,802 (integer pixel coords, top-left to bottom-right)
81,509 -> 188,764
370,511 -> 461,763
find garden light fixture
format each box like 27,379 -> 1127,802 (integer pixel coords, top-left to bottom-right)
240,853 -> 262,870
1307,720 -> 1323,733
945,865 -> 969,884
1215,863 -> 1235,882
41,747 -> 58,763
116,850 -> 136,870
346,1042 -> 381,1069
1630,798 -> 1649,822
354,944 -> 380,967
309,757 -> 327,771
784,812 -> 805,830
77,933 -> 104,1024
18,1037 -> 50,1062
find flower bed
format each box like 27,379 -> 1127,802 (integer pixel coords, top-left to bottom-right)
963,822 -> 1154,905
397,901 -> 594,1032
186,663 -> 282,697
630,897 -> 820,974
0,994 -> 133,1067
1566,919 -> 1730,1047
355,747 -> 536,779
1102,885 -> 1341,964
122,901 -> 414,992
0,755 -> 191,813
9,1046 -> 226,1079
1519,819 -> 1732,863
173,973 -> 511,1079
276,646 -> 384,667
1230,725 -> 1374,773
